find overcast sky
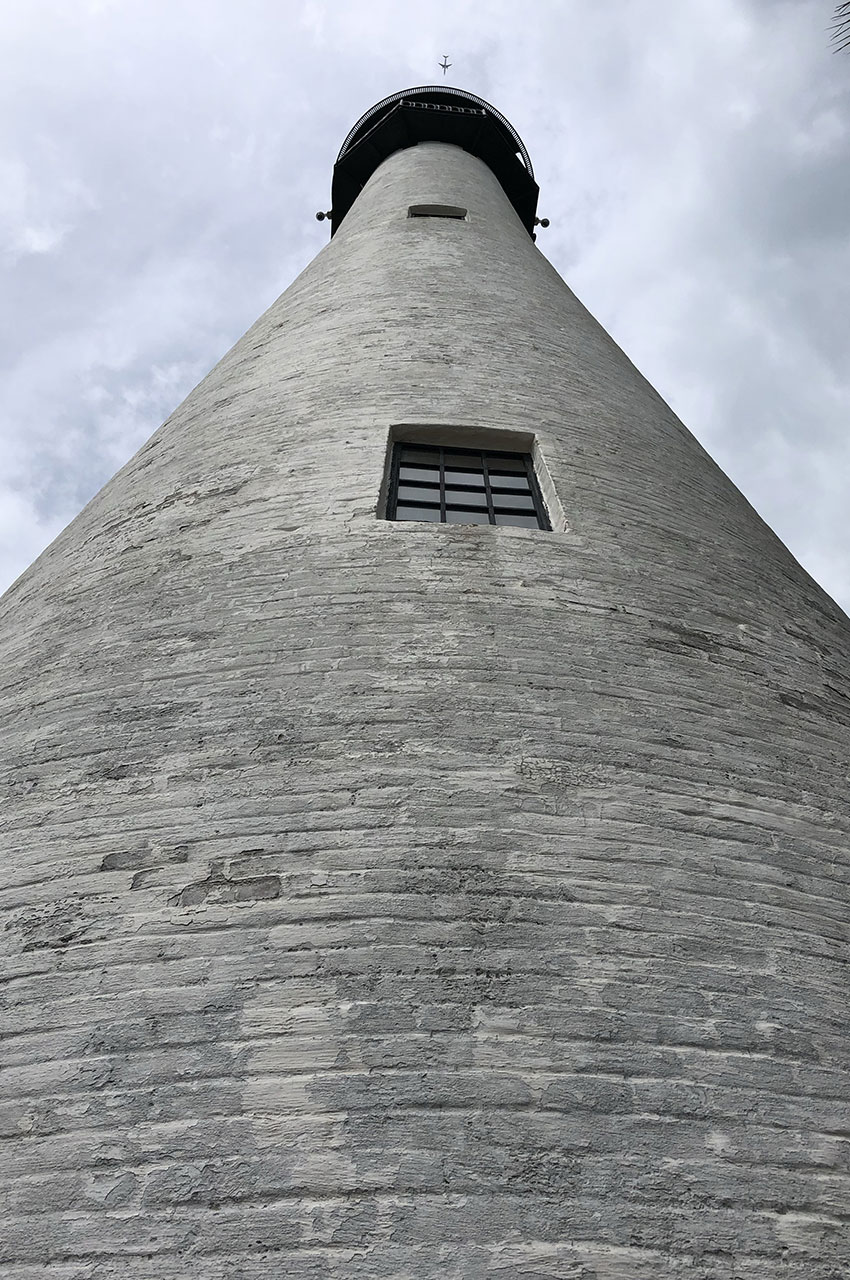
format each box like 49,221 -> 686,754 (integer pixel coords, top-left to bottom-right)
2,0 -> 849,609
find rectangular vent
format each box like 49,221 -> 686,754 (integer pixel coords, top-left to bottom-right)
408,204 -> 467,219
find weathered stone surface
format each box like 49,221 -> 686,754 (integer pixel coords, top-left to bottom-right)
1,134 -> 849,1277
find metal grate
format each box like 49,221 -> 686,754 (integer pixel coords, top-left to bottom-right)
387,442 -> 550,530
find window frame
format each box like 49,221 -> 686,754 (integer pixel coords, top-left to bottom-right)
386,442 -> 550,530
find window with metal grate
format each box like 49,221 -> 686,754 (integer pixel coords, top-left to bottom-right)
386,442 -> 550,529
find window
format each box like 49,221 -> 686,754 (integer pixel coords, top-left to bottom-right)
408,204 -> 467,219
386,443 -> 550,529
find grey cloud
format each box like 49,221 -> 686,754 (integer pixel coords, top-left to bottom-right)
1,0 -> 848,610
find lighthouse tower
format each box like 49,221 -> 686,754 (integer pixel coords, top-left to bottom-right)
2,87 -> 849,1279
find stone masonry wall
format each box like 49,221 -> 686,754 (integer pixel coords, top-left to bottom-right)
1,141 -> 849,1278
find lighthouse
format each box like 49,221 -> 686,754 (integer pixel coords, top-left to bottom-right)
1,86 -> 848,1278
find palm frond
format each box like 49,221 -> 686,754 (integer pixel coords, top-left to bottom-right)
832,1 -> 850,51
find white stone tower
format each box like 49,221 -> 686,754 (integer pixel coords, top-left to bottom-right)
2,87 -> 849,1279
